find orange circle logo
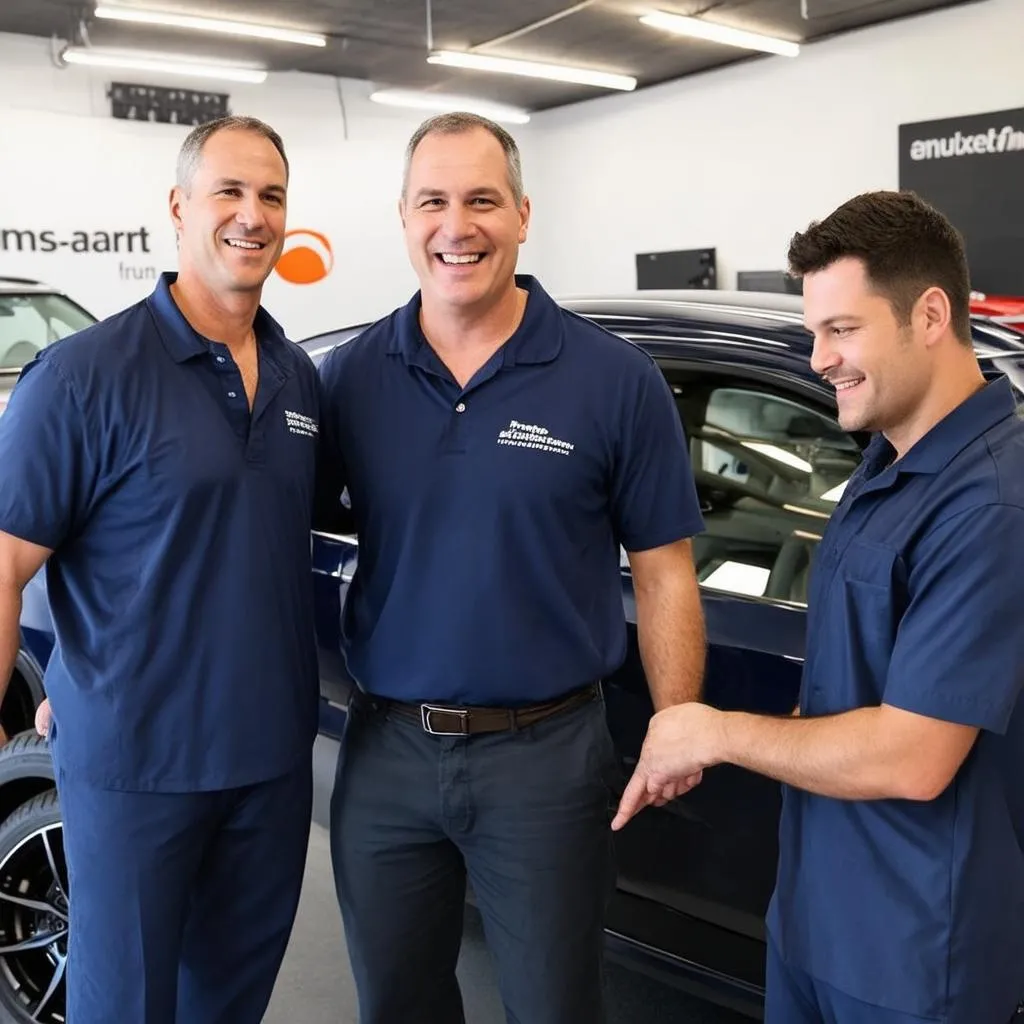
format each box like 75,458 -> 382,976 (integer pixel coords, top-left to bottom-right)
275,229 -> 334,285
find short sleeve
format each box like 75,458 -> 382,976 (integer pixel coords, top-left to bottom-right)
611,359 -> 705,551
884,504 -> 1024,733
313,348 -> 352,534
0,357 -> 96,550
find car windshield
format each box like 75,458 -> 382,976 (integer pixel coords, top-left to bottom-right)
0,293 -> 95,372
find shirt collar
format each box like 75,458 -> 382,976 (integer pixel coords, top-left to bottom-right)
146,271 -> 290,364
862,376 -> 1018,481
388,274 -> 564,368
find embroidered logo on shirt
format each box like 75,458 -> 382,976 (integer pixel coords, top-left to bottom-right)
285,410 -> 318,438
496,419 -> 574,456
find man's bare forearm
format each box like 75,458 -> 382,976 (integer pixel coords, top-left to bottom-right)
717,706 -> 973,801
0,584 -> 23,707
635,576 -> 705,711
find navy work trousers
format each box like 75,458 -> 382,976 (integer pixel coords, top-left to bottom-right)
56,760 -> 312,1024
330,689 -> 620,1024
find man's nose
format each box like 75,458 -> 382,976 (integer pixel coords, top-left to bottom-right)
441,204 -> 474,240
235,195 -> 265,230
809,334 -> 839,377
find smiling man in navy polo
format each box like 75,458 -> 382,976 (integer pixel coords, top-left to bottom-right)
613,191 -> 1024,1024
0,117 -> 320,1023
316,112 -> 706,1024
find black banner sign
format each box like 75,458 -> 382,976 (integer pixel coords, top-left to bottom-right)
899,107 -> 1024,294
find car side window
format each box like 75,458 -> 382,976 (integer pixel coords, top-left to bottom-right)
665,372 -> 862,606
0,295 -> 92,370
0,301 -> 47,368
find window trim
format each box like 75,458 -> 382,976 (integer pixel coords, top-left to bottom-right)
652,357 -> 863,608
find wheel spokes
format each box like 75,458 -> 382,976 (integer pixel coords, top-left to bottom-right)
0,890 -> 67,922
0,928 -> 66,954
40,831 -> 67,905
31,951 -> 66,1021
0,818 -> 68,1022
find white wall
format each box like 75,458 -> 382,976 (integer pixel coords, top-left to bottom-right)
1,0 -> 1022,334
0,32 -> 541,339
527,0 -> 1024,295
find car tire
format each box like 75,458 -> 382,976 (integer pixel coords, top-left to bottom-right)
0,732 -> 54,786
0,787 -> 67,1024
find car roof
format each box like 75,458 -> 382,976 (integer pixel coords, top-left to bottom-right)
560,289 -> 1024,359
560,289 -> 806,324
0,276 -> 63,295
298,288 -> 1024,367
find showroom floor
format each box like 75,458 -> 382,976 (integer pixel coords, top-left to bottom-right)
262,736 -> 748,1024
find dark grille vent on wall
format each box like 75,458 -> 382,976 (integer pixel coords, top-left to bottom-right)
108,83 -> 230,125
636,248 -> 717,290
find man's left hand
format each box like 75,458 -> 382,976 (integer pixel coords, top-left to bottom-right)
34,699 -> 51,738
611,702 -> 723,831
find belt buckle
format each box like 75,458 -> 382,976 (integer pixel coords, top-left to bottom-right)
420,704 -> 470,736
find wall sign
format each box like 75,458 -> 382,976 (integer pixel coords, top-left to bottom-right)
899,107 -> 1024,294
109,83 -> 230,126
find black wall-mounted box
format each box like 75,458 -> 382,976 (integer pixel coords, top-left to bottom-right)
108,83 -> 230,126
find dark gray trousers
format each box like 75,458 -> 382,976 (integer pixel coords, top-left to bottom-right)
330,689 -> 620,1024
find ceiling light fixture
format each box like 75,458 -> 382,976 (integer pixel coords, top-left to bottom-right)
427,50 -> 636,91
369,89 -> 531,124
639,11 -> 800,58
93,5 -> 327,47
60,46 -> 268,83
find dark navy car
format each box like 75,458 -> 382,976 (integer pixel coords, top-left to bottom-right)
302,291 -> 1024,1018
1,290 -> 1021,1023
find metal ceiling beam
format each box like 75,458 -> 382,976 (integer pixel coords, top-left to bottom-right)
469,0 -> 601,52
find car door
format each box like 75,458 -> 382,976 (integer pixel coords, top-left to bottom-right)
311,526 -> 359,707
605,362 -> 863,984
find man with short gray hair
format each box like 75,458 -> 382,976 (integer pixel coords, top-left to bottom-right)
317,112 -> 706,1023
0,115 -> 319,1023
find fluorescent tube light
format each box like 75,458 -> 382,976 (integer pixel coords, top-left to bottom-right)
639,11 -> 800,58
427,51 -> 636,91
741,441 -> 812,473
369,89 -> 530,124
60,47 -> 268,83
94,5 -> 326,47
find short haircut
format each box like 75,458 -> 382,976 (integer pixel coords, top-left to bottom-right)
176,115 -> 289,192
787,190 -> 972,344
401,112 -> 525,206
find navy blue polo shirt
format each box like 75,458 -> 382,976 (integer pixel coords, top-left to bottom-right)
0,273 -> 320,791
767,377 -> 1024,1021
317,275 -> 704,706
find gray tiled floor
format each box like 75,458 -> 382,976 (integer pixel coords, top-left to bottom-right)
264,737 -> 749,1024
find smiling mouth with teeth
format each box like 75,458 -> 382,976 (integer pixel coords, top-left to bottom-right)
437,253 -> 483,265
225,239 -> 266,250
834,378 -> 865,392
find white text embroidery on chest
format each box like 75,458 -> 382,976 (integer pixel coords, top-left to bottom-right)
285,410 -> 319,438
496,419 -> 575,457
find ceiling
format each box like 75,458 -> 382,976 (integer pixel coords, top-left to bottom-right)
0,0 -> 982,111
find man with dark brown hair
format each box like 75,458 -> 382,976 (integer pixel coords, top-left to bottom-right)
613,190 -> 1024,1024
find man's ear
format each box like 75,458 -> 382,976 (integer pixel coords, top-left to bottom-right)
518,194 -> 531,244
916,286 -> 953,348
169,185 -> 186,244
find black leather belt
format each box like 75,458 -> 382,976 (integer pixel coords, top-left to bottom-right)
379,683 -> 601,737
